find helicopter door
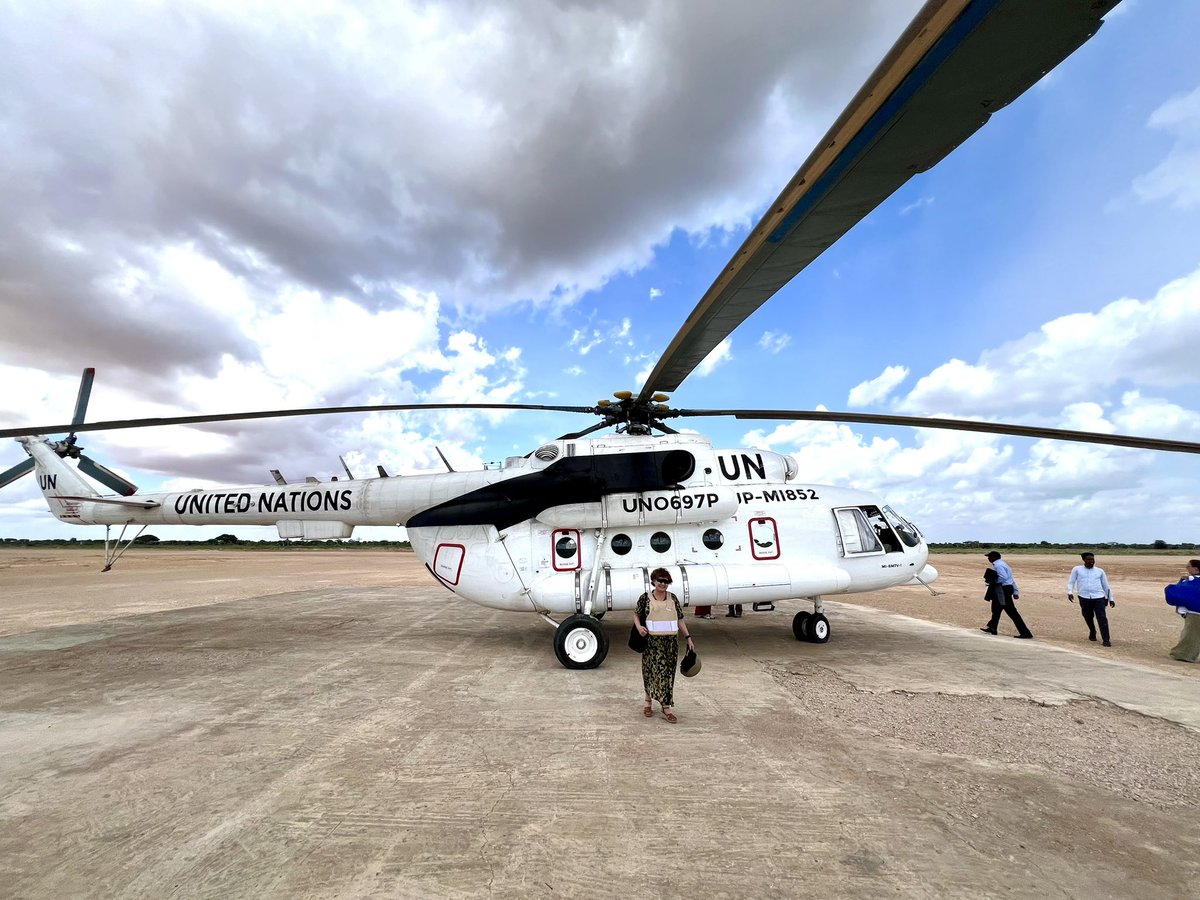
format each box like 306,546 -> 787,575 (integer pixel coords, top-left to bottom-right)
552,528 -> 582,572
833,507 -> 883,556
748,517 -> 781,561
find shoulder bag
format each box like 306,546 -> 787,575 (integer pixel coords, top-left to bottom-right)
628,593 -> 648,652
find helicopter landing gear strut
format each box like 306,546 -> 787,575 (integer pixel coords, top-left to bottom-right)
539,612 -> 609,669
100,523 -> 149,572
791,597 -> 830,644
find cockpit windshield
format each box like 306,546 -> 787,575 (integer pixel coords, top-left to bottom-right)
882,505 -> 923,548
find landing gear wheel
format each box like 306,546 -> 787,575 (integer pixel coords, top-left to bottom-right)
554,614 -> 609,669
807,613 -> 831,643
792,611 -> 811,641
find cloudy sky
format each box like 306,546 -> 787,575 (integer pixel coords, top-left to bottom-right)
2,0 -> 1199,544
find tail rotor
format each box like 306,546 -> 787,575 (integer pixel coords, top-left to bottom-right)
2,368 -> 138,496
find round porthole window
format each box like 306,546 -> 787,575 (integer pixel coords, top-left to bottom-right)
650,531 -> 671,553
702,528 -> 724,550
555,535 -> 577,559
610,534 -> 633,556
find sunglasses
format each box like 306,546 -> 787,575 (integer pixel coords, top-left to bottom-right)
654,579 -> 671,585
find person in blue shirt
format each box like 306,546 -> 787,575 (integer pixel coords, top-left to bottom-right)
1067,552 -> 1115,646
981,551 -> 1033,639
1168,559 -> 1200,663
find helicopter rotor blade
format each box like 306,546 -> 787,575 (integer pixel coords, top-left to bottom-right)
70,368 -> 96,431
674,408 -> 1200,456
0,457 -> 36,489
0,402 -> 597,440
76,454 -> 139,496
638,0 -> 1120,401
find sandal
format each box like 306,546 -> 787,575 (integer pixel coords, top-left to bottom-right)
662,709 -> 678,724
643,701 -> 653,717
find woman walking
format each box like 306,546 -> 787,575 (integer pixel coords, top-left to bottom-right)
633,567 -> 694,723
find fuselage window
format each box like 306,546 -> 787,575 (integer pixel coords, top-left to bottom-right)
702,528 -> 724,550
611,533 -> 633,555
650,531 -> 671,553
555,535 -> 578,559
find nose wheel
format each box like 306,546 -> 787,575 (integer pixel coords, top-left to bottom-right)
553,614 -> 610,669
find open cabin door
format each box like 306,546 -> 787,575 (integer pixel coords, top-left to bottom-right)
833,507 -> 883,556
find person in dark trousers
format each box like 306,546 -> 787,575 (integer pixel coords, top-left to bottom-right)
1067,551 -> 1115,646
1169,560 -> 1200,663
981,550 -> 1033,639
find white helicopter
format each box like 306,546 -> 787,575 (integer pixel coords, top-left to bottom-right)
4,0 -> 1197,669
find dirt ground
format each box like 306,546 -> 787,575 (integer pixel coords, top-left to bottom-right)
867,552 -> 1197,674
1,548 -> 1192,670
0,547 -> 429,635
2,547 -> 1198,897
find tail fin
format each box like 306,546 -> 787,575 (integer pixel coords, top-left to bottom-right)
18,436 -> 100,522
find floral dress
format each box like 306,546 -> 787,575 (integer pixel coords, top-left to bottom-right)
637,591 -> 684,706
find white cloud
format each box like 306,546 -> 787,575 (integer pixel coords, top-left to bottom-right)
758,330 -> 791,354
1133,85 -> 1200,209
649,287 -> 662,300
568,328 -> 603,355
848,364 -> 908,406
898,195 -> 933,215
1111,390 -> 1200,439
694,338 -> 733,377
898,267 -> 1200,421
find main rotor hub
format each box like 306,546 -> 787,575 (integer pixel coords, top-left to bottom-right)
591,392 -> 676,435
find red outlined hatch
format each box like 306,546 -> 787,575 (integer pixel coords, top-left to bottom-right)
433,543 -> 466,585
748,517 -> 781,561
552,528 -> 582,572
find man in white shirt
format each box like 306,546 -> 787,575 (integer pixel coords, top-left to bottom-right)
982,550 -> 1033,638
1067,552 -> 1114,646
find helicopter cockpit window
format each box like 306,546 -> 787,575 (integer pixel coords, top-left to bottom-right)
882,505 -> 923,548
833,507 -> 883,556
863,505 -> 902,553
